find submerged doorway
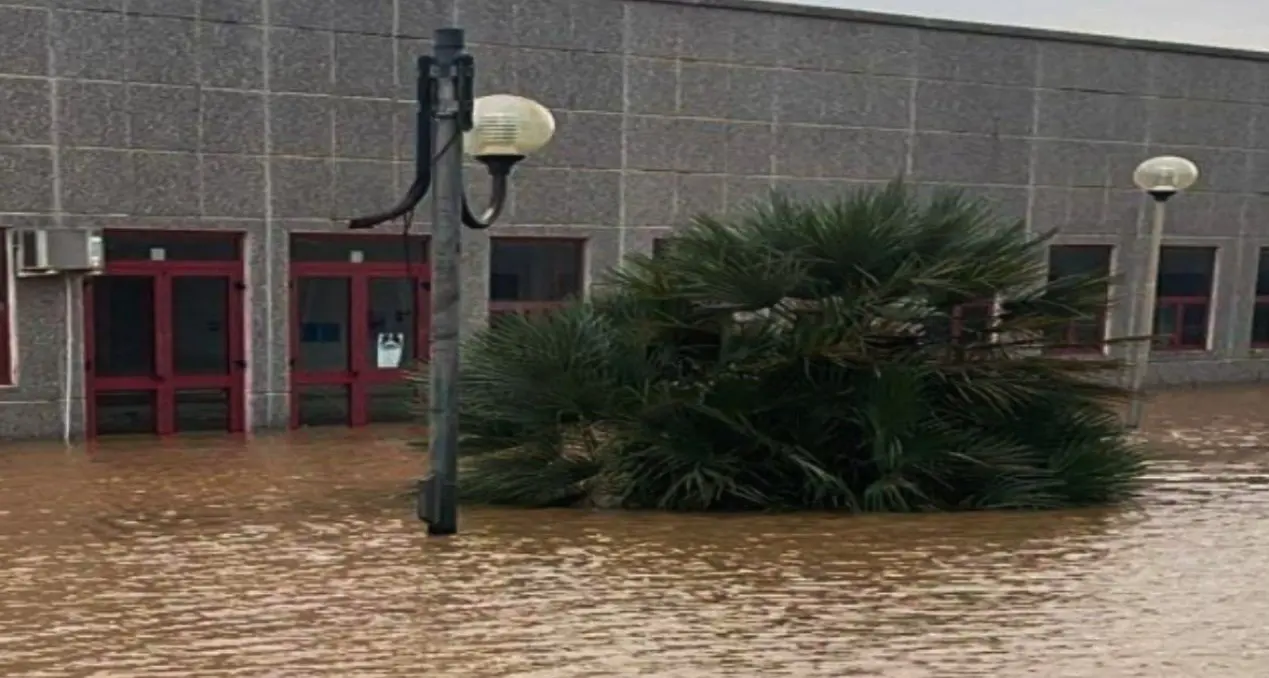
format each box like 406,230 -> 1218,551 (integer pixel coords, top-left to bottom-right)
289,234 -> 430,428
84,231 -> 247,436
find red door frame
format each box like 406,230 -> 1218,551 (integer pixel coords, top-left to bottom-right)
289,260 -> 430,428
84,244 -> 246,437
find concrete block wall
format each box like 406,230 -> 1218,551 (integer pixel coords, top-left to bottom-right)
3,0 -> 1269,438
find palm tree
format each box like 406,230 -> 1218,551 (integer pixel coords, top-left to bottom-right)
432,183 -> 1144,512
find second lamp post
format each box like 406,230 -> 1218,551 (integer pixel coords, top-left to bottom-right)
1125,155 -> 1200,429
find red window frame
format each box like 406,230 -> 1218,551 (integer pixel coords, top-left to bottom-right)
1154,246 -> 1215,351
0,229 -> 10,385
1045,245 -> 1113,354
488,237 -> 586,319
1153,296 -> 1210,350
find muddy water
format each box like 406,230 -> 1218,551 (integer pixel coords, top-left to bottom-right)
2,389 -> 1269,677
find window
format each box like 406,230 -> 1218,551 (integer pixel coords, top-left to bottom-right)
1253,249 -> 1269,348
1,229 -> 10,385
1154,247 -> 1216,350
489,238 -> 585,319
652,238 -> 669,259
290,233 -> 427,263
950,300 -> 997,344
1046,245 -> 1113,352
105,230 -> 241,262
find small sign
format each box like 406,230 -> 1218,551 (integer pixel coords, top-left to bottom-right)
376,332 -> 404,369
149,247 -> 166,261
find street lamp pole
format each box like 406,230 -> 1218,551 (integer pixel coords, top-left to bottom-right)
426,29 -> 467,536
1125,155 -> 1199,430
348,28 -> 556,536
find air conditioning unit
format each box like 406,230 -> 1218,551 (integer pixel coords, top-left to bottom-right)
14,229 -> 104,277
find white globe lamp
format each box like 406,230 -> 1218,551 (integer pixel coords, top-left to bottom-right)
464,94 -> 556,176
1133,155 -> 1199,200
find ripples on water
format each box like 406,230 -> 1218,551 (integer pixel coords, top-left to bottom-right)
3,389 -> 1269,676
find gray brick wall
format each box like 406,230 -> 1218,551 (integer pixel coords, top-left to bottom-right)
3,0 -> 1269,439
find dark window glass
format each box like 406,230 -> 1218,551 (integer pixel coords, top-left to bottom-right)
96,391 -> 157,435
1153,304 -> 1179,348
290,234 -> 427,263
297,385 -> 350,427
1252,303 -> 1269,346
652,238 -> 670,259
489,239 -> 584,302
295,277 -> 351,372
175,390 -> 230,433
1153,247 -> 1214,350
1157,247 -> 1215,298
946,300 -> 995,344
1046,245 -> 1113,351
171,276 -> 229,376
93,276 -> 156,377
1250,250 -> 1269,346
1154,301 -> 1209,350
105,231 -> 239,261
1048,245 -> 1113,281
1257,249 -> 1269,297
368,382 -> 418,424
0,229 -> 10,385
957,303 -> 993,335
1179,303 -> 1209,346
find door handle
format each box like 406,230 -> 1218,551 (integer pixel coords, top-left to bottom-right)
233,359 -> 247,369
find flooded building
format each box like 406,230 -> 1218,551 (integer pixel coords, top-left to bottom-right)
2,0 -> 1269,440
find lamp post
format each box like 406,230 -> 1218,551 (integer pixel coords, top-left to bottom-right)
1125,155 -> 1199,429
348,27 -> 556,536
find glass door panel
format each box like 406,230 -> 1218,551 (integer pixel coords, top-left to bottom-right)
172,276 -> 230,376
95,391 -> 157,435
366,276 -> 417,371
93,276 -> 156,378
367,381 -> 418,424
297,385 -> 351,427
296,277 -> 352,373
174,389 -> 230,433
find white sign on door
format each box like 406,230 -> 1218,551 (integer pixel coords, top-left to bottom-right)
376,332 -> 404,369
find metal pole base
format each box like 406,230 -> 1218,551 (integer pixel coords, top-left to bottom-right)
417,474 -> 459,536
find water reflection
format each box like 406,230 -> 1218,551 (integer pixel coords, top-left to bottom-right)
3,389 -> 1269,675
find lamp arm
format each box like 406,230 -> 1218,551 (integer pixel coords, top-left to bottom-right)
460,172 -> 509,230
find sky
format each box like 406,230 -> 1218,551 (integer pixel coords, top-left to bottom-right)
773,0 -> 1269,51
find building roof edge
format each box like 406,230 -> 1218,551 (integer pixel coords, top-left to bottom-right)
646,0 -> 1269,63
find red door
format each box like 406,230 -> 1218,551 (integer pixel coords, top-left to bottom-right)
84,232 -> 246,437
290,244 -> 430,428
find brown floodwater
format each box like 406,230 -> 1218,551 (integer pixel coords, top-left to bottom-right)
2,388 -> 1269,677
